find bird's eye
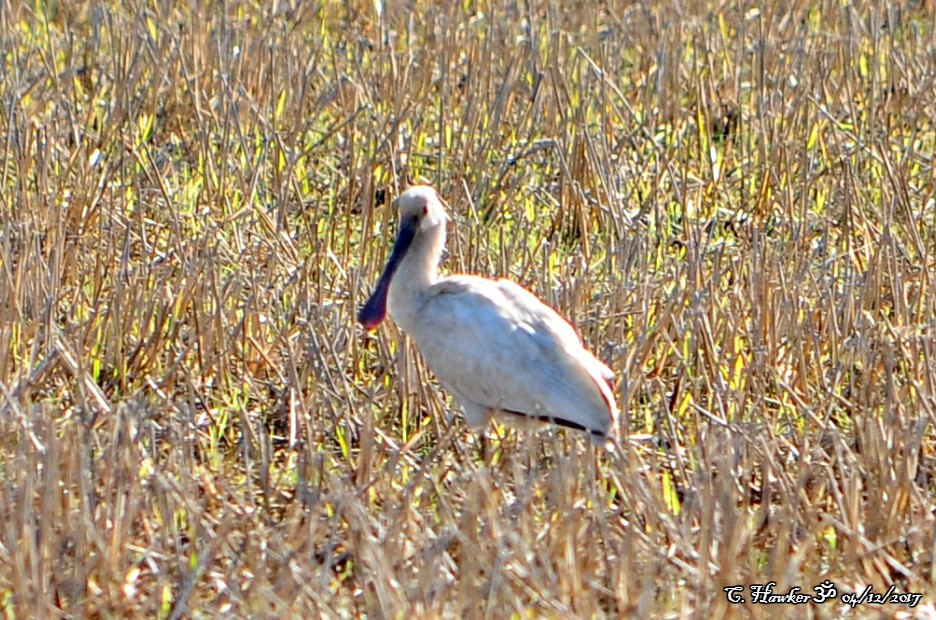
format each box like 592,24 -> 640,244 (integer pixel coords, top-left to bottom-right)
422,205 -> 428,216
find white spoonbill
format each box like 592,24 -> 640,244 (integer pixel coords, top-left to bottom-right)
358,186 -> 618,439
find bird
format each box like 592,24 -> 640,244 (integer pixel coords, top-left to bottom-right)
358,185 -> 618,440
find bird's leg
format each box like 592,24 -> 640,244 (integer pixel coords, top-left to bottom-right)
460,402 -> 494,429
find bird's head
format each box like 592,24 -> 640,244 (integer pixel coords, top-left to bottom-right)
393,185 -> 447,234
358,185 -> 448,331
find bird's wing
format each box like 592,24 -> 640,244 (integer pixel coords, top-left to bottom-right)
496,278 -> 617,388
409,275 -> 617,436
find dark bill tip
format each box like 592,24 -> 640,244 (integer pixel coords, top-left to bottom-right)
358,280 -> 389,330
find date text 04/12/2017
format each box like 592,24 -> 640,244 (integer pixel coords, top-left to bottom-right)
724,581 -> 923,608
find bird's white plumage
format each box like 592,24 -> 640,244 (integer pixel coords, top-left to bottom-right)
412,276 -> 616,433
359,185 -> 618,439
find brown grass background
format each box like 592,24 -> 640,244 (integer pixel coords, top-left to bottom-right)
1,0 -> 935,617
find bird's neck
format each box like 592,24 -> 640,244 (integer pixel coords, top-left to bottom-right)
388,225 -> 445,331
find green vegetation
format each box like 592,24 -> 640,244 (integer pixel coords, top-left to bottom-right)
1,0 -> 934,617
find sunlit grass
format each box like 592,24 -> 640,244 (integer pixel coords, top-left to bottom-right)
0,0 -> 934,617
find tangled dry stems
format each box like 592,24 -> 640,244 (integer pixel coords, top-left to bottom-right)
0,0 -> 935,617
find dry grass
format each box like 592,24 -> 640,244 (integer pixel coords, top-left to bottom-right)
1,0 -> 935,617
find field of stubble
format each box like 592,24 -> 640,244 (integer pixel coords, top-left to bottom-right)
1,1 -> 935,618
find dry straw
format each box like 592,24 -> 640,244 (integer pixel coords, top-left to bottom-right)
0,0 -> 934,617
